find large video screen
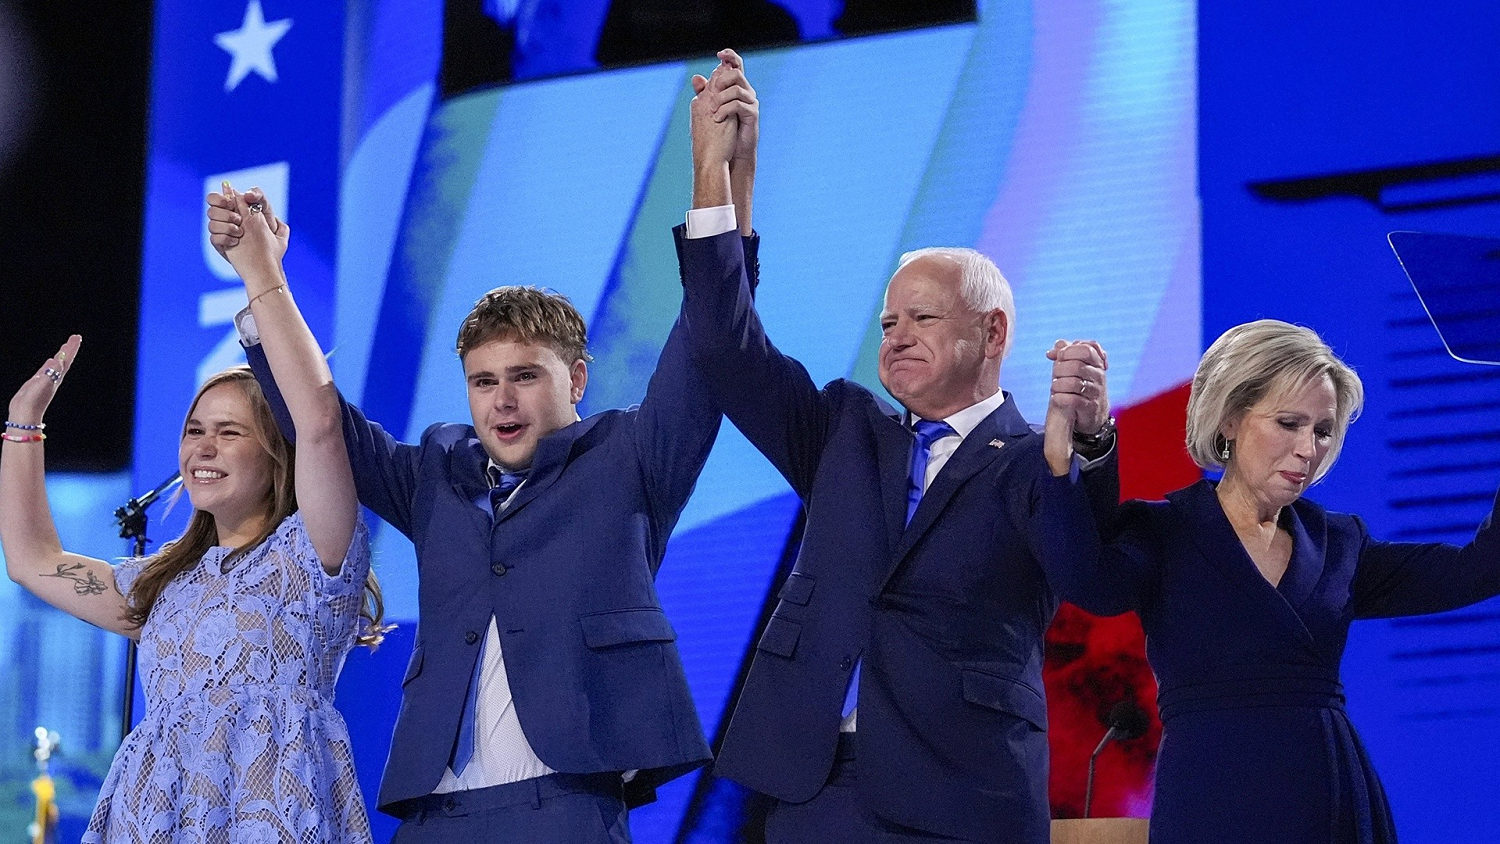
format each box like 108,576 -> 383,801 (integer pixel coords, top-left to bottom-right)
125,0 -> 1199,839
0,0 -> 1191,840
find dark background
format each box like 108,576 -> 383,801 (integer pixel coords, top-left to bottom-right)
0,0 -> 149,472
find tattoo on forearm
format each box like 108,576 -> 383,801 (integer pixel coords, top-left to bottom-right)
40,562 -> 108,596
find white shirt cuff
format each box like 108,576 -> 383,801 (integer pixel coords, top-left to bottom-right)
685,205 -> 737,239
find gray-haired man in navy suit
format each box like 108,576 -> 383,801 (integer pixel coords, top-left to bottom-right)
674,49 -> 1120,843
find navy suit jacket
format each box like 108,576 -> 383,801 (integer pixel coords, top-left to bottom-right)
246,243 -> 756,815
1037,476 -> 1500,842
675,228 -> 1118,843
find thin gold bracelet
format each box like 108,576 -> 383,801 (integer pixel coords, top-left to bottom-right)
248,283 -> 289,307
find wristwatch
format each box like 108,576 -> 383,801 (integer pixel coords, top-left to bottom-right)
1072,415 -> 1117,458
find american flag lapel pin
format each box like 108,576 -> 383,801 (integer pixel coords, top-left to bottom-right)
988,438 -> 1004,449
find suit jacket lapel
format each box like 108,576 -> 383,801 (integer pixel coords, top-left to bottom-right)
873,405 -> 913,559
887,396 -> 1031,580
1277,500 -> 1326,614
493,414 -> 601,524
448,438 -> 498,533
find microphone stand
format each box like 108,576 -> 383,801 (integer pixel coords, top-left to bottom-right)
1084,724 -> 1122,819
113,471 -> 181,741
1084,700 -> 1149,818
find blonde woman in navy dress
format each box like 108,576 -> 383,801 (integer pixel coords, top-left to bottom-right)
1037,319 -> 1500,843
0,186 -> 385,842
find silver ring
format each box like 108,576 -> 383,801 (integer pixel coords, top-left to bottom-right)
43,367 -> 61,383
248,202 -> 264,214
1078,380 -> 1088,395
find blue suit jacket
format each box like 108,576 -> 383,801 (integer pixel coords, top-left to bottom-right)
675,228 -> 1118,843
246,242 -> 757,815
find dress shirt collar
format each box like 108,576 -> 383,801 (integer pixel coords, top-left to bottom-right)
485,459 -> 529,488
908,389 -> 1006,440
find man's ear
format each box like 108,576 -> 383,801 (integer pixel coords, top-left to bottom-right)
985,309 -> 1009,360
570,359 -> 589,404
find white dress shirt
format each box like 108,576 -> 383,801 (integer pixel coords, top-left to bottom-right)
433,472 -> 558,793
236,310 -> 558,791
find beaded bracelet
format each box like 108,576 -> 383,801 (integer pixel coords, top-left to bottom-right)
1,432 -> 45,443
4,421 -> 45,431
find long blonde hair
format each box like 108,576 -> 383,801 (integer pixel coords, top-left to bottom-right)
124,367 -> 387,647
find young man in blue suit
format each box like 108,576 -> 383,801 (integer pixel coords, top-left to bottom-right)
678,51 -> 1120,842
209,181 -> 758,841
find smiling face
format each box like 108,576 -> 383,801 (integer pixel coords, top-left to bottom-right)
876,254 -> 1007,420
178,381 -> 278,545
1221,373 -> 1338,513
464,337 -> 588,471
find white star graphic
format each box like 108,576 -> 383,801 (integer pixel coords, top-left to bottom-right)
213,0 -> 293,92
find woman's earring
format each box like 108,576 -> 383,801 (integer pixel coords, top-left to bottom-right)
1219,439 -> 1232,462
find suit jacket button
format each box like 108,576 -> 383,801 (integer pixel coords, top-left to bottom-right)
491,562 -> 507,576
464,631 -> 479,645
840,656 -> 852,670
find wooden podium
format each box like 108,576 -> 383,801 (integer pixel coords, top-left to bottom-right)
1051,818 -> 1149,844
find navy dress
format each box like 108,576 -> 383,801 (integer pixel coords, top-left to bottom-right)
1037,477 -> 1500,843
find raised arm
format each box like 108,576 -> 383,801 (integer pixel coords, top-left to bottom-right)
714,48 -> 756,236
1032,339 -> 1147,613
626,52 -> 753,525
1,337 -> 137,635
1044,339 -> 1112,475
677,50 -> 835,496
207,185 -> 356,574
242,337 -> 424,537
1351,492 -> 1500,618
1030,472 -> 1158,617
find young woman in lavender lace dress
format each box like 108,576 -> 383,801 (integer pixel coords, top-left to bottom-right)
0,187 -> 385,842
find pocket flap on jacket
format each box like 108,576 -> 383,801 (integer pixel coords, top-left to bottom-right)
756,614 -> 801,658
402,645 -> 424,686
960,669 -> 1047,730
580,608 -> 678,649
778,572 -> 815,606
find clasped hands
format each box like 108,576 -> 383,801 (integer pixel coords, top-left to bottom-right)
1045,340 -> 1111,472
204,182 -> 290,290
689,49 -> 758,171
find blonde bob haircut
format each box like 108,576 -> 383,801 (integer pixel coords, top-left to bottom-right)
897,247 -> 1017,360
1185,319 -> 1365,482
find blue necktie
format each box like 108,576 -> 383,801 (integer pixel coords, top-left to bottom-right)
488,470 -> 526,510
906,419 -> 956,524
844,420 -> 958,721
450,469 -> 527,776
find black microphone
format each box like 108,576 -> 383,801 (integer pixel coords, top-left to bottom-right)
1084,700 -> 1149,818
112,470 -> 181,743
114,472 -> 183,552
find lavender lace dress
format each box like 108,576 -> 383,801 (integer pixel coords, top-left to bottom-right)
84,512 -> 373,843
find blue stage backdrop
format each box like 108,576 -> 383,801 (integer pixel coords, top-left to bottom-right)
1199,4 -> 1500,842
131,2 -> 1199,839
0,0 -> 1456,841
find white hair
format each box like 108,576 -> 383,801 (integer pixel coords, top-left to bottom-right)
897,247 -> 1016,359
